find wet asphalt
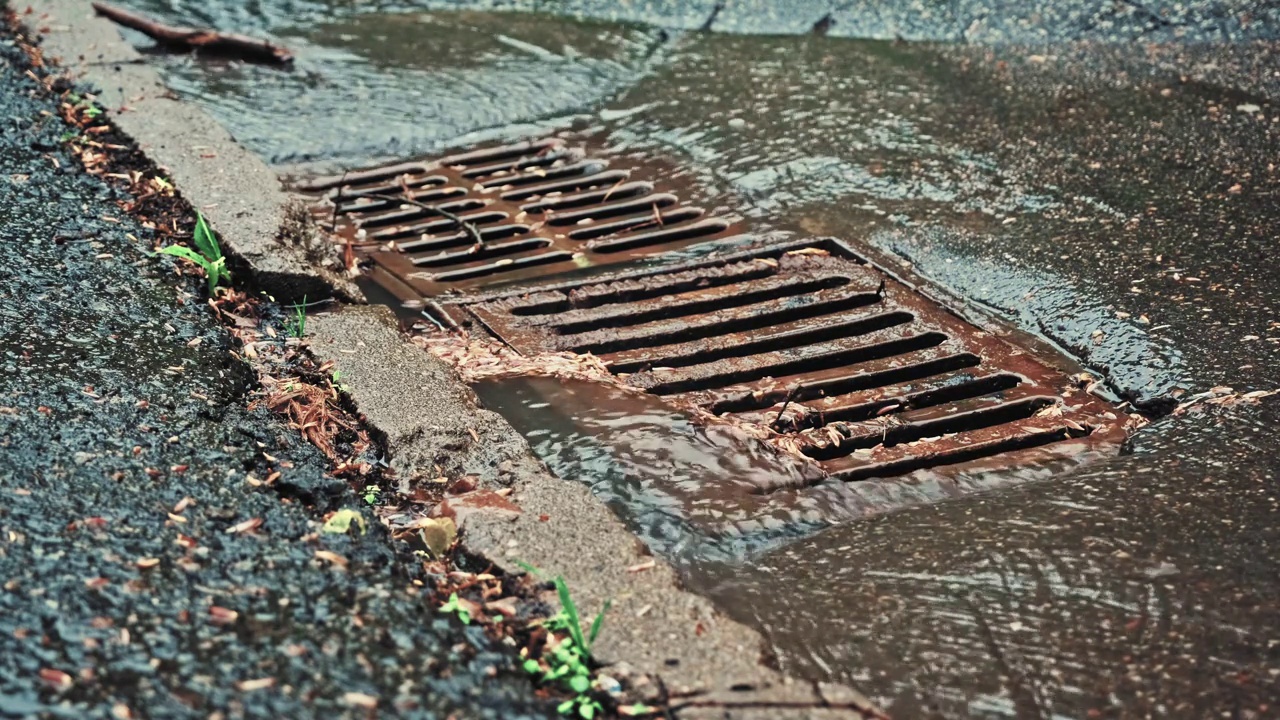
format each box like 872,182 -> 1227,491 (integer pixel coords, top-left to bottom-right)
0,31 -> 550,720
61,1 -> 1280,718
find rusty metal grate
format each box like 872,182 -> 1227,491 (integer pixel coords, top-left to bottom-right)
456,238 -> 1127,490
294,138 -> 741,298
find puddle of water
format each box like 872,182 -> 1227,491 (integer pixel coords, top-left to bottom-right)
474,374 -> 1106,574
473,374 -> 829,567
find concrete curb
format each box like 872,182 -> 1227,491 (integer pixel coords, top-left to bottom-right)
18,0 -> 362,305
307,307 -> 881,718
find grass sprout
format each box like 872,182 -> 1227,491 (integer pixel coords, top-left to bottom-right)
519,563 -> 612,718
286,296 -> 307,337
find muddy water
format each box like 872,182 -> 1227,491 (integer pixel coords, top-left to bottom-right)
472,375 -> 826,565
475,375 -> 1110,571
106,2 -> 1280,717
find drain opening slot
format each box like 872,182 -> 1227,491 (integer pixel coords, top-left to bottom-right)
546,194 -> 680,225
521,182 -> 656,214
430,251 -> 576,282
411,237 -> 550,268
576,293 -> 896,356
612,314 -> 919,374
825,426 -> 1082,484
645,332 -> 951,396
708,352 -> 985,414
400,224 -> 533,253
803,396 -> 1059,460
334,177 -> 453,206
553,275 -> 853,334
568,208 -> 706,241
374,211 -> 509,243
591,219 -> 731,254
461,151 -> 577,179
479,161 -> 608,190
501,170 -> 632,202
359,199 -> 490,230
512,262 -> 782,317
786,372 -> 1026,430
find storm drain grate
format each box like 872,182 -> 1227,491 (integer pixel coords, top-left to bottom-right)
458,238 -> 1127,491
294,138 -> 741,298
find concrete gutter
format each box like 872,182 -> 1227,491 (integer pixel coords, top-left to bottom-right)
18,0 -> 360,304
16,3 -> 882,716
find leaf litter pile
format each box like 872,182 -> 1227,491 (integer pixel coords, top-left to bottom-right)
28,39 -> 653,716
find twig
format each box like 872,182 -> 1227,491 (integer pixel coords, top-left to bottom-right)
92,2 -> 293,66
328,171 -> 355,272
343,190 -> 486,251
771,384 -> 805,431
699,2 -> 725,32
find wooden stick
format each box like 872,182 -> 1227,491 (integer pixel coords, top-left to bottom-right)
92,2 -> 294,66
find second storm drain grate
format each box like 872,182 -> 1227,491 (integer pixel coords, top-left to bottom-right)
294,138 -> 741,299
452,238 -> 1127,491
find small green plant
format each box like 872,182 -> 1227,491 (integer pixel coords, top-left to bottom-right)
158,212 -> 228,294
332,370 -> 351,393
361,484 -> 380,505
66,92 -> 102,118
439,592 -> 471,624
286,296 -> 307,337
519,563 -> 612,719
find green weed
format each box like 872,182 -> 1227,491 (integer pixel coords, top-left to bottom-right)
361,484 -> 380,505
439,593 -> 471,624
332,370 -> 351,393
519,563 -> 612,719
158,212 -> 228,294
66,92 -> 103,118
286,296 -> 307,337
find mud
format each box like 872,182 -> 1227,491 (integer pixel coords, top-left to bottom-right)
0,30 -> 549,718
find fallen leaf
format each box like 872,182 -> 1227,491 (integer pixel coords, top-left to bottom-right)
208,606 -> 239,625
314,550 -> 349,569
343,692 -> 378,709
417,517 -> 457,558
39,668 -> 73,690
225,517 -> 263,535
236,677 -> 275,692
